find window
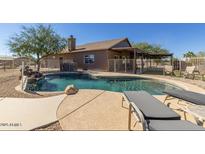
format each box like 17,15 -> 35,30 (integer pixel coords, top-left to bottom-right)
84,54 -> 95,64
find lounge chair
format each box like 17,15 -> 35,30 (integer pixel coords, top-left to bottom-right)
148,119 -> 205,131
123,91 -> 204,131
163,65 -> 173,76
164,89 -> 205,125
197,65 -> 205,80
163,89 -> 205,106
183,66 -> 197,79
123,91 -> 180,120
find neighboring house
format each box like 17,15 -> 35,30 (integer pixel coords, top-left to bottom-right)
14,56 -> 34,67
42,35 -> 134,71
42,35 -> 173,72
0,56 -> 33,69
0,56 -> 14,68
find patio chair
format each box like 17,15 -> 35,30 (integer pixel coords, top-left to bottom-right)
163,65 -> 173,76
183,66 -> 197,79
123,91 -> 204,130
197,65 -> 205,80
123,91 -> 180,120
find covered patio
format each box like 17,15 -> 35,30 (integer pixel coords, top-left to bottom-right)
108,47 -> 173,74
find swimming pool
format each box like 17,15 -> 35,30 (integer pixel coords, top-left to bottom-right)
27,73 -> 182,95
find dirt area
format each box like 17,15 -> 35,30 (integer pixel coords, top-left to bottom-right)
0,69 -> 57,98
32,121 -> 62,131
0,69 -> 37,98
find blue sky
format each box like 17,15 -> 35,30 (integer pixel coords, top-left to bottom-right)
1,23 -> 205,58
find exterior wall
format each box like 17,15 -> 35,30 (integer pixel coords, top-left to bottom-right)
71,50 -> 108,71
41,54 -> 74,68
42,50 -> 109,71
42,49 -> 132,71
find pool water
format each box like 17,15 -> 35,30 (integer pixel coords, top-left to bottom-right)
29,73 -> 182,95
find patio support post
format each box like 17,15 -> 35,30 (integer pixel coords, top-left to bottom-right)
107,60 -> 110,72
133,48 -> 136,74
141,54 -> 144,74
21,61 -> 24,90
125,58 -> 127,72
170,55 -> 173,66
179,60 -> 182,72
114,59 -> 116,72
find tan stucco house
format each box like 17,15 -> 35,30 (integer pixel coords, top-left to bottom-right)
42,36 -> 134,71
42,35 -> 173,73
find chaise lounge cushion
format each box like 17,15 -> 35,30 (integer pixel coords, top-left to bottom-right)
123,91 -> 180,120
164,89 -> 205,105
148,120 -> 205,131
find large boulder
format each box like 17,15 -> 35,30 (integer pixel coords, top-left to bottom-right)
64,84 -> 78,95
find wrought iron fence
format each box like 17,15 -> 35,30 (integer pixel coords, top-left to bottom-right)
108,57 -> 205,76
183,57 -> 205,69
12,56 -> 205,75
108,59 -> 172,73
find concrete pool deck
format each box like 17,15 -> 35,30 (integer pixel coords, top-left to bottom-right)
57,89 -> 203,130
55,71 -> 205,130
57,89 -> 141,130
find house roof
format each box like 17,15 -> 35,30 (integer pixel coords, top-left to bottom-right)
46,37 -> 173,59
61,38 -> 131,54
